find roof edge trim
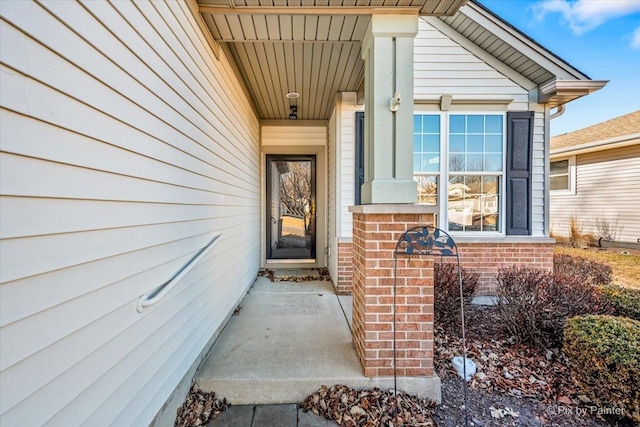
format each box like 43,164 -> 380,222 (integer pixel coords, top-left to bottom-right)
539,79 -> 608,106
464,1 -> 591,81
199,5 -> 421,15
551,134 -> 639,156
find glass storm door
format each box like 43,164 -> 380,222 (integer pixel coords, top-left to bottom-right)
266,156 -> 316,260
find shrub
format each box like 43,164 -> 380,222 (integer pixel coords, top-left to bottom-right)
554,253 -> 612,286
567,215 -> 597,247
495,266 -> 608,347
434,262 -> 479,332
564,315 -> 640,422
596,214 -> 623,241
600,285 -> 640,321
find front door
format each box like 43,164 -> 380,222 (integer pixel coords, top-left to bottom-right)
266,155 -> 316,260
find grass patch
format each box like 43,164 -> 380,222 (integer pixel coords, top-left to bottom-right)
554,246 -> 640,290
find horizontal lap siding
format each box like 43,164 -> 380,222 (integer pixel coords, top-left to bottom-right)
414,18 -> 529,109
532,110 -> 546,236
414,19 -> 545,236
329,94 -> 360,293
260,125 -> 328,146
550,144 -> 640,243
0,1 -> 260,426
339,98 -> 363,239
328,108 -> 338,281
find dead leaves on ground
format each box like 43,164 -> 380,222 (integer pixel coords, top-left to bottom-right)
301,385 -> 436,427
434,328 -> 579,405
174,384 -> 228,427
489,405 -> 520,419
258,268 -> 331,283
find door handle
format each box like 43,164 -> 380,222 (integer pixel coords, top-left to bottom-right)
310,202 -> 316,216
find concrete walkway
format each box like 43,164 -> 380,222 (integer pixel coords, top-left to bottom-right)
195,272 -> 440,424
209,404 -> 335,426
195,276 -> 369,404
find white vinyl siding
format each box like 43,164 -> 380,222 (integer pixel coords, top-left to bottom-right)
261,125 -> 327,146
339,101 -> 363,238
0,1 -> 260,426
326,92 -> 362,243
550,144 -> 640,243
413,19 -> 546,236
532,109 -> 546,237
414,18 -> 530,110
328,107 -> 338,280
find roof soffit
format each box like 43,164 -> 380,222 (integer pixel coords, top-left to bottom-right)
198,0 -> 468,17
196,0 -> 605,119
196,0 -> 468,120
453,1 -> 589,81
437,1 -> 607,107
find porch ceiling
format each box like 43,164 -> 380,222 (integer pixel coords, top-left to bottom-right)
198,0 -> 467,120
198,0 -> 466,16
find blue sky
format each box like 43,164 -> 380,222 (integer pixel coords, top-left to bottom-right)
478,0 -> 640,136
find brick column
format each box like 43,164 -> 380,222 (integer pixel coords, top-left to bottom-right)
350,205 -> 437,378
336,240 -> 354,295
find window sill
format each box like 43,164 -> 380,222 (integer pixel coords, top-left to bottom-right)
450,236 -> 555,244
550,189 -> 576,196
349,204 -> 438,214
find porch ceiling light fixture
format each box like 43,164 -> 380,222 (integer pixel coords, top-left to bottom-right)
289,105 -> 297,120
287,92 -> 299,119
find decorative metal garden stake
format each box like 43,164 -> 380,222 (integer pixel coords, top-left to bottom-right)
393,226 -> 469,427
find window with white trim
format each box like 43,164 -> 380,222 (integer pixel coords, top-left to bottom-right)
413,113 -> 505,233
413,115 -> 440,205
550,156 -> 575,193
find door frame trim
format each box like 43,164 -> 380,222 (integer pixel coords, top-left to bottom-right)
260,145 -> 327,269
266,154 -> 317,261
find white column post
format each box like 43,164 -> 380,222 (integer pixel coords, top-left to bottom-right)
360,14 -> 419,204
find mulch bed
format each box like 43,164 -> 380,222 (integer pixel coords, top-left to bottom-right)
300,305 -> 634,427
431,305 -> 634,427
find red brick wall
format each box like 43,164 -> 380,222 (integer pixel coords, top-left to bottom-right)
336,240 -> 553,297
456,243 -> 554,295
336,241 -> 353,295
352,212 -> 436,377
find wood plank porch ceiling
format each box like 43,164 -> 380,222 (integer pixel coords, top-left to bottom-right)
198,0 -> 467,120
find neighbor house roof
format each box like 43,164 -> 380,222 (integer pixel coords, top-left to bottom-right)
551,110 -> 640,156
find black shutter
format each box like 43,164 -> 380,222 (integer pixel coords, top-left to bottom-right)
505,111 -> 534,235
355,112 -> 365,205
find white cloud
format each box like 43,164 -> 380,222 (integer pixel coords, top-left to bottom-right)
632,26 -> 640,49
533,0 -> 640,35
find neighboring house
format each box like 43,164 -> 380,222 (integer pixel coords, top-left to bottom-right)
550,110 -> 640,244
0,1 -> 605,426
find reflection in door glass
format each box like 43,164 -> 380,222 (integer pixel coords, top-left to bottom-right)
268,159 -> 314,259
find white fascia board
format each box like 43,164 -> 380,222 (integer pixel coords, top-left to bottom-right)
422,16 -> 536,91
461,2 -> 589,81
550,135 -> 640,157
539,79 -> 608,104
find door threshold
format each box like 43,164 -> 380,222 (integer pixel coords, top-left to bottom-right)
266,259 -> 316,264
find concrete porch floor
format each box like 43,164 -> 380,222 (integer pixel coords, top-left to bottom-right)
195,273 -> 440,405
